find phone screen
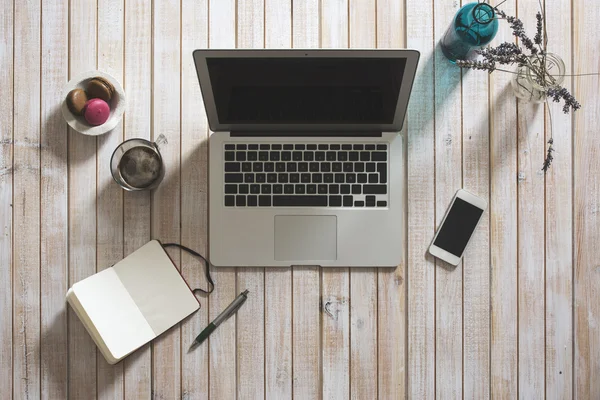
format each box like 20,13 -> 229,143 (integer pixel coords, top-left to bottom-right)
433,197 -> 484,257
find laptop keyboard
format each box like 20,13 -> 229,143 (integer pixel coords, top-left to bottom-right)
223,143 -> 389,207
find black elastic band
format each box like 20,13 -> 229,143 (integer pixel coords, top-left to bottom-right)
162,243 -> 214,295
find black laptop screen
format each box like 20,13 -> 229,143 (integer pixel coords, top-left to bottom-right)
206,57 -> 406,125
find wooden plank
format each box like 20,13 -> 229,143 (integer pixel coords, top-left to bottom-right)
263,1 -> 293,398
348,1 -> 378,399
122,0 -> 153,397
320,1 -> 349,399
544,0 -> 573,398
235,1 -> 266,398
406,0 -> 436,396
207,1 -> 237,399
291,1 -> 321,398
516,3 -> 546,398
0,0 -> 13,395
180,0 -> 209,398
13,0 -> 41,398
489,1 -> 518,397
573,0 -> 600,396
40,0 -> 69,398
151,0 -> 181,397
433,2 -> 463,398
96,0 -> 125,398
461,26 -> 491,400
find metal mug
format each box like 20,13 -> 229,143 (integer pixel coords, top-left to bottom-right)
110,136 -> 166,191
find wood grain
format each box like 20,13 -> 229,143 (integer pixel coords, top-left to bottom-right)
40,0 -> 69,398
13,0 -> 41,398
348,1 -> 379,398
376,0 -> 408,377
68,0 -> 99,396
235,1 -> 266,398
489,1 -> 518,398
96,0 -> 125,398
122,0 -> 153,397
573,0 -> 600,396
207,1 -> 238,399
461,23 -> 491,400
264,1 -> 293,398
320,1 -> 350,399
0,0 -> 13,395
406,0 -> 436,396
433,2 -> 463,398
180,0 -> 209,398
544,0 -> 573,398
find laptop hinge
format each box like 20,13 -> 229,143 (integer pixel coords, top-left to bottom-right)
230,131 -> 383,138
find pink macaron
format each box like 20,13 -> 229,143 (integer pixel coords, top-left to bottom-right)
84,98 -> 110,126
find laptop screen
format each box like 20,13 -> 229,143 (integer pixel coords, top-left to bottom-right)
206,57 -> 406,125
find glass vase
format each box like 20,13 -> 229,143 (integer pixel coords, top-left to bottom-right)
441,2 -> 499,63
511,53 -> 565,103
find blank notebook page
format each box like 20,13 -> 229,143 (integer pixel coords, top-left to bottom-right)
72,240 -> 199,360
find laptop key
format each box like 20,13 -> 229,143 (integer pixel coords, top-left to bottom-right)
343,195 -> 353,206
284,184 -> 294,194
259,195 -> 271,206
225,173 -> 243,183
329,195 -> 342,207
326,152 -> 336,161
368,173 -> 378,183
295,144 -> 305,150
363,185 -> 387,194
224,151 -> 235,161
259,151 -> 269,161
256,173 -> 266,183
334,173 -> 344,183
312,173 -> 322,183
377,163 -> 387,183
273,184 -> 283,194
324,173 -> 333,183
245,173 -> 255,183
354,162 -> 364,172
248,152 -> 258,161
270,152 -> 280,161
293,152 -> 303,161
225,162 -> 241,172
283,144 -> 293,150
224,184 -> 237,194
329,184 -> 339,195
309,162 -> 319,172
304,152 -> 314,161
332,162 -> 342,172
299,163 -> 308,172
307,144 -> 317,150
253,163 -> 263,172
343,162 -> 353,172
360,152 -> 370,162
357,173 -> 368,183
247,195 -> 257,206
250,184 -> 260,194
307,184 -> 317,194
371,152 -> 387,162
366,195 -> 376,207
349,152 -> 359,162
340,184 -> 350,194
276,162 -> 286,172
341,144 -> 352,150
338,152 -> 348,161
321,162 -> 331,172
301,173 -> 311,183
318,144 -> 328,150
267,173 -> 278,183
236,152 -> 246,161
315,151 -> 325,161
352,184 -> 361,194
262,185 -> 272,194
239,184 -> 249,194
260,144 -> 270,150
346,173 -> 356,184
236,195 -> 246,206
249,144 -> 259,150
295,184 -> 305,194
272,144 -> 282,150
282,151 -> 292,161
318,184 -> 328,194
353,144 -> 364,151
278,173 -> 288,183
287,163 -> 297,172
376,144 -> 387,151
225,144 -> 235,150
366,162 -> 376,172
265,162 -> 275,172
273,195 -> 328,207
377,200 -> 387,207
242,162 -> 252,172
365,144 -> 375,151
225,195 -> 235,206
354,200 -> 365,207
330,144 -> 341,150
290,173 -> 300,183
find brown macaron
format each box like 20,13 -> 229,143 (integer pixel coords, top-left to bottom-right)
86,77 -> 115,103
66,88 -> 89,116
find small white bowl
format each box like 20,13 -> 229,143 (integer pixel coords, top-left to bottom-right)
61,70 -> 126,136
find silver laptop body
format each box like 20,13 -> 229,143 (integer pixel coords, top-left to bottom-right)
193,49 -> 419,267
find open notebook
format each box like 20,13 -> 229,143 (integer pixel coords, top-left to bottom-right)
66,240 -> 200,364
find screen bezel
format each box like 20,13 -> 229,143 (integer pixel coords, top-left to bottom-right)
428,189 -> 487,266
192,49 -> 420,132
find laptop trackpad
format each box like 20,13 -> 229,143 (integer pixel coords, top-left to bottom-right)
274,215 -> 337,262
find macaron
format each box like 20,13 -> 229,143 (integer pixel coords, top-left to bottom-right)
65,88 -> 88,116
84,98 -> 110,126
86,77 -> 115,103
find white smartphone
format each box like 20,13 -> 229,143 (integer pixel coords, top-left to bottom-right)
428,189 -> 487,266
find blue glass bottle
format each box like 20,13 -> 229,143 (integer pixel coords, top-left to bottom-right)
441,2 -> 499,63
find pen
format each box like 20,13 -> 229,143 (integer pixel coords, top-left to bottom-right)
190,289 -> 249,349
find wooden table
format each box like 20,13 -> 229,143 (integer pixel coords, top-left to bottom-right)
2,0 -> 599,399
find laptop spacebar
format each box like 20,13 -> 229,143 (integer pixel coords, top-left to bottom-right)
272,195 -> 328,207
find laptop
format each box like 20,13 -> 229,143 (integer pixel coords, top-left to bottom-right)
193,49 -> 419,267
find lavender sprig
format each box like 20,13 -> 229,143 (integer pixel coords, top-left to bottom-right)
456,59 -> 496,72
547,87 -> 581,113
495,9 -> 538,54
534,12 -> 543,45
542,138 -> 554,172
